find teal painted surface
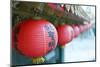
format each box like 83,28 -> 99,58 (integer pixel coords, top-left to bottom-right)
12,48 -> 32,65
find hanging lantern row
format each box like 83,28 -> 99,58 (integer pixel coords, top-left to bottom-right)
12,2 -> 93,64
56,22 -> 93,48
12,19 -> 93,63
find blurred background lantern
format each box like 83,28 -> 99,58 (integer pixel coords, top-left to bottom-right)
71,24 -> 80,38
56,24 -> 74,47
77,24 -> 84,33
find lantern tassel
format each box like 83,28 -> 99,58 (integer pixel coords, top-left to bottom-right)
32,57 -> 45,64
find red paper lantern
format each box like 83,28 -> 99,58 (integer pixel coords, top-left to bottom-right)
88,22 -> 93,29
71,25 -> 80,38
12,22 -> 24,48
77,25 -> 84,33
83,24 -> 87,31
56,24 -> 74,46
14,19 -> 58,57
84,23 -> 90,31
83,23 -> 92,31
